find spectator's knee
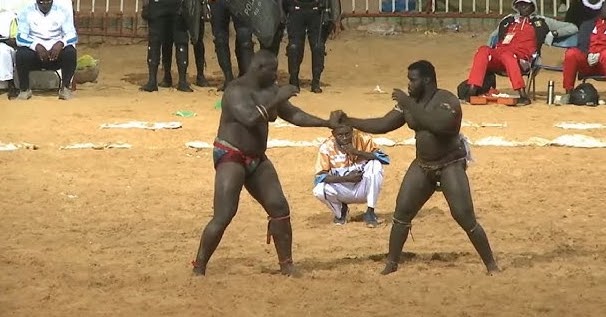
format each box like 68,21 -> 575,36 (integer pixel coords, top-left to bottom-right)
15,47 -> 35,63
312,183 -> 326,200
370,159 -> 383,170
63,45 -> 76,55
365,160 -> 384,177
476,45 -> 491,54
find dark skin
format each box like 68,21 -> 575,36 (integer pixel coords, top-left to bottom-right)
193,50 -> 337,277
515,2 -> 535,17
34,0 -> 64,62
321,126 -> 376,184
331,68 -> 500,275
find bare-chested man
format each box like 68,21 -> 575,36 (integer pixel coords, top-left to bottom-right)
330,60 -> 500,275
192,49 -> 338,276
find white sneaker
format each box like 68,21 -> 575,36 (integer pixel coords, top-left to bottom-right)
557,94 -> 570,105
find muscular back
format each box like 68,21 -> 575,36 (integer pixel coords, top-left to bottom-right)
403,89 -> 466,164
217,80 -> 280,156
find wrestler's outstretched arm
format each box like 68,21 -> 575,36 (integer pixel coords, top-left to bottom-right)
399,91 -> 462,136
330,88 -> 409,134
223,85 -> 298,127
278,101 -> 337,128
332,107 -> 406,135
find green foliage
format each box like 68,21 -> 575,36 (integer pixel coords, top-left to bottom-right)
76,54 -> 98,70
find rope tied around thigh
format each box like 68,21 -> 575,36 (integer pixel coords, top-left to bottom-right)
266,215 -> 291,244
393,217 -> 414,242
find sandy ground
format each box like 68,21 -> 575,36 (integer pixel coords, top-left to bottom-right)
2,30 -> 606,316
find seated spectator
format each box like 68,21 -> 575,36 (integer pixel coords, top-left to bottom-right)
0,10 -> 19,99
15,0 -> 77,100
462,0 -> 577,105
312,125 -> 390,227
565,0 -> 601,27
562,1 -> 606,100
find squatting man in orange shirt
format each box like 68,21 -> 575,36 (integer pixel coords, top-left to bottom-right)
312,126 -> 390,227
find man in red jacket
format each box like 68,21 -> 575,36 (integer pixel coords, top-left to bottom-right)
463,0 -> 577,105
562,2 -> 606,95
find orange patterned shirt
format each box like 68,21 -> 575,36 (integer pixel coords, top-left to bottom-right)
315,130 -> 379,176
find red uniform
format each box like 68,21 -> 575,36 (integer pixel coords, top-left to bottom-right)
563,19 -> 606,91
468,18 -> 537,90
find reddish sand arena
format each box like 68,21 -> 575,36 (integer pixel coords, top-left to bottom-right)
2,30 -> 606,316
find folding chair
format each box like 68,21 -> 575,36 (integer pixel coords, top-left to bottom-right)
487,34 -> 541,100
579,74 -> 606,83
532,34 -> 580,99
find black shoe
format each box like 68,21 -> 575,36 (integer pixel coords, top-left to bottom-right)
195,75 -> 210,87
363,210 -> 379,228
139,82 -> 158,92
333,203 -> 349,225
516,96 -> 531,106
177,81 -> 194,92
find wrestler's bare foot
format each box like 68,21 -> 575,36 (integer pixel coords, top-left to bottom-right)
380,260 -> 398,275
191,260 -> 206,276
280,262 -> 302,278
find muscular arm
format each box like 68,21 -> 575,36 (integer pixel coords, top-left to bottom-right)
223,87 -> 275,128
278,101 -> 333,128
405,93 -> 462,136
342,107 -> 406,134
351,151 -> 376,161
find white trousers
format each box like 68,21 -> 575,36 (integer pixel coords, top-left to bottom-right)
312,160 -> 384,218
0,43 -> 15,81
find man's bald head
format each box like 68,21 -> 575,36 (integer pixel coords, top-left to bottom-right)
248,50 -> 278,87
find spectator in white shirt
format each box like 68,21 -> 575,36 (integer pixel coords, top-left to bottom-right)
15,0 -> 78,100
0,10 -> 19,99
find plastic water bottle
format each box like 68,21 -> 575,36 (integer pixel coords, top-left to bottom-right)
547,80 -> 555,105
